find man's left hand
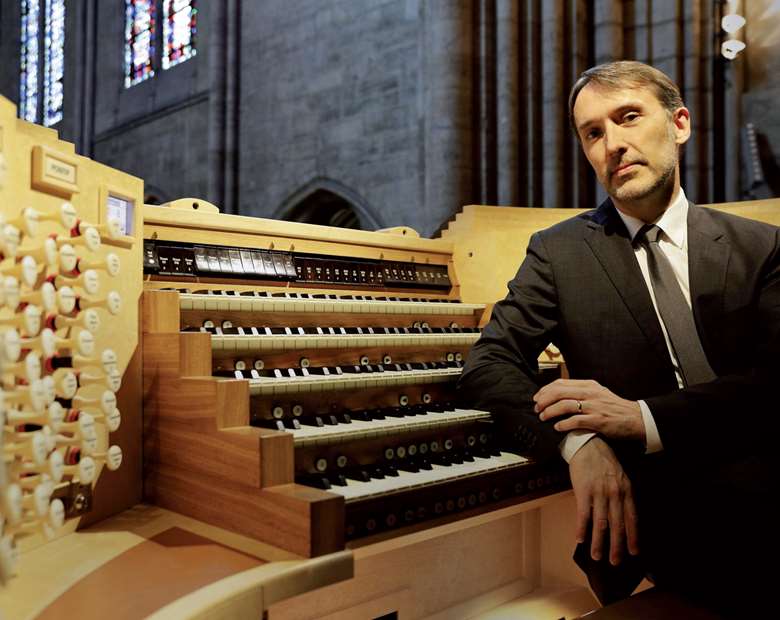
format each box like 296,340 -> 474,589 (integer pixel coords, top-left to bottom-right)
534,379 -> 646,442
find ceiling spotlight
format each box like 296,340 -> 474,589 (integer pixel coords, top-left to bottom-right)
721,13 -> 746,33
721,39 -> 746,59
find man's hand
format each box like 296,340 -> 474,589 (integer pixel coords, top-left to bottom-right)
569,436 -> 639,565
534,378 -> 646,442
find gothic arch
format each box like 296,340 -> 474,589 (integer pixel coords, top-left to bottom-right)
274,178 -> 382,230
144,184 -> 171,206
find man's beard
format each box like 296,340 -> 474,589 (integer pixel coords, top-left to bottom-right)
610,158 -> 676,202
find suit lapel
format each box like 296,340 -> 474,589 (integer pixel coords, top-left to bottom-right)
686,204 -> 730,358
583,200 -> 671,365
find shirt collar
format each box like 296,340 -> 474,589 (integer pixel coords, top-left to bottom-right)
616,188 -> 688,249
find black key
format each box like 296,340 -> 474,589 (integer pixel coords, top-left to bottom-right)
346,468 -> 372,482
352,409 -> 373,422
298,475 -> 331,490
369,408 -> 385,420
214,369 -> 245,379
398,460 -> 419,473
383,464 -> 399,477
339,412 -> 352,424
432,453 -> 451,466
418,458 -> 433,470
255,419 -> 287,431
370,467 -> 385,480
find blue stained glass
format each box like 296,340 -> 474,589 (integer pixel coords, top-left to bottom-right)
20,0 -> 40,122
43,0 -> 66,126
124,0 -> 156,88
162,0 -> 197,70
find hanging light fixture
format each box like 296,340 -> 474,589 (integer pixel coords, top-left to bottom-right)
721,38 -> 746,60
721,13 -> 746,34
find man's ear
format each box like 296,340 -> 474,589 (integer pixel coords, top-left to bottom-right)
672,107 -> 691,146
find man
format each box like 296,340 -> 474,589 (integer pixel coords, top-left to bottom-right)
459,60 -> 777,616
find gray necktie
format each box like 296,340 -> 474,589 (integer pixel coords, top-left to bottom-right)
636,224 -> 716,386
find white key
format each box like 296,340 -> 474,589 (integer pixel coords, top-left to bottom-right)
328,452 -> 529,503
293,408 -> 487,446
181,292 -> 485,317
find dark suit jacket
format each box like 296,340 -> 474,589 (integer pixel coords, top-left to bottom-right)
459,199 -> 780,469
457,199 -> 779,608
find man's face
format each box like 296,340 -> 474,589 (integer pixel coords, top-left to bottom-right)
573,83 -> 690,204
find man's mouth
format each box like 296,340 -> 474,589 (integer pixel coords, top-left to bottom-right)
611,162 -> 642,177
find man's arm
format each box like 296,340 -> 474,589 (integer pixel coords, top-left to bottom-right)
457,232 -> 566,461
535,225 -> 780,461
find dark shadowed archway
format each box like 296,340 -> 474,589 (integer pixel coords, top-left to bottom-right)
275,178 -> 382,230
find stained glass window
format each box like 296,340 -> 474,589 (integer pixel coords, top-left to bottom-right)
43,0 -> 65,126
20,0 -> 40,123
162,0 -> 197,70
125,0 -> 156,88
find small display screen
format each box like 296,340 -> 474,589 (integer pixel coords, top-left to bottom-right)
106,194 -> 134,235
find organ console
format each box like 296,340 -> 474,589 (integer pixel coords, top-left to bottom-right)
3,88 -> 780,618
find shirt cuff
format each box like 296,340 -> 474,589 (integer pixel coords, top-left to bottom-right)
559,430 -> 596,463
639,399 -> 664,454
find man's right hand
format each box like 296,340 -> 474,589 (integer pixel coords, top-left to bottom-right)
569,436 -> 639,566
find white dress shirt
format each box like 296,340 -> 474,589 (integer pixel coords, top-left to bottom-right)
560,188 -> 691,462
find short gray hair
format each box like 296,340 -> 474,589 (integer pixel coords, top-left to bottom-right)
568,61 -> 684,136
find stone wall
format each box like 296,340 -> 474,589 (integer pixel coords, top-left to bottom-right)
238,0 -> 475,234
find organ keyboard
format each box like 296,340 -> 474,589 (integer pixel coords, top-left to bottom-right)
141,200 -> 569,559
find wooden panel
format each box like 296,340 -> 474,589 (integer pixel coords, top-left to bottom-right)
144,205 -> 454,257
143,289 -> 181,333
708,198 -> 780,226
144,466 -> 342,557
441,205 -> 588,304
267,501 -> 548,620
179,331 -> 213,376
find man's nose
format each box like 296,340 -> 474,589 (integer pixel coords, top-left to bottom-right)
603,123 -> 628,156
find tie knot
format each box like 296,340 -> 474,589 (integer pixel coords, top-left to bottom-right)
637,224 -> 661,245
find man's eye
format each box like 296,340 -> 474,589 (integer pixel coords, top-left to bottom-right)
623,113 -> 639,123
586,129 -> 601,140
